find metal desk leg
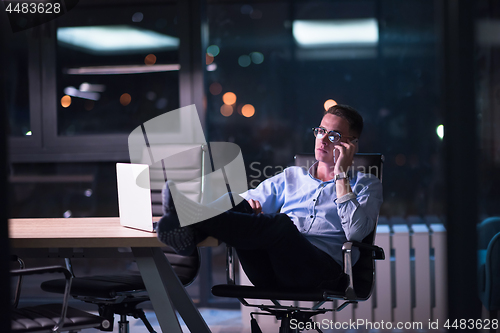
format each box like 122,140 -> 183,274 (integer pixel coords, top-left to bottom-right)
132,247 -> 211,333
133,247 -> 182,333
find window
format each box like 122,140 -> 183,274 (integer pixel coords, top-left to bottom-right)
55,5 -> 179,136
7,1 -> 180,162
5,30 -> 31,137
205,0 -> 444,218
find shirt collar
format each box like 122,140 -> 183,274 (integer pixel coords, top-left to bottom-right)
308,161 -> 319,179
307,160 -> 355,183
308,161 -> 335,183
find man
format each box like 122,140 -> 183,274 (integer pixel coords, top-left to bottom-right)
157,104 -> 383,291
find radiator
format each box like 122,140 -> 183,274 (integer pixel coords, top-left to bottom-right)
239,217 -> 448,329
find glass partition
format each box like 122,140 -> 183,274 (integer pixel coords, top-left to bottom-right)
475,2 -> 500,314
202,0 -> 446,308
206,0 -> 444,218
4,30 -> 31,137
476,2 -> 500,219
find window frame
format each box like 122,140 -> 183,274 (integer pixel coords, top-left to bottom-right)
8,0 -> 189,163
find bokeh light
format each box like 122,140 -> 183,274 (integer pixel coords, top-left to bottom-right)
238,55 -> 251,67
61,95 -> 72,108
436,124 -> 444,139
120,93 -> 132,106
156,97 -> 167,109
324,99 -> 337,111
395,154 -> 406,166
220,104 -> 233,117
144,54 -> 157,65
223,92 -> 237,105
250,52 -> 264,64
207,63 -> 218,72
206,54 -> 214,65
207,45 -> 220,57
132,12 -> 144,22
209,82 -> 223,95
242,104 -> 255,117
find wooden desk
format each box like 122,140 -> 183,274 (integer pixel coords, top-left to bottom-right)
9,217 -> 212,333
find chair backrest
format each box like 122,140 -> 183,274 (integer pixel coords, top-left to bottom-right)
142,144 -> 208,216
161,247 -> 200,287
477,217 -> 500,310
478,217 -> 500,250
142,144 -> 207,286
294,153 -> 384,299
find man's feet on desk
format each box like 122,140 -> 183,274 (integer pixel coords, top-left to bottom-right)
157,181 -> 199,256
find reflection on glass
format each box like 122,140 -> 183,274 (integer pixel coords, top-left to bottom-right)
241,104 -> 255,118
222,92 -> 237,105
206,1 -> 444,219
55,4 -> 179,136
324,99 -> 337,111
5,30 -> 30,137
57,26 -> 179,54
293,19 -> 379,47
476,1 -> 500,219
61,95 -> 72,108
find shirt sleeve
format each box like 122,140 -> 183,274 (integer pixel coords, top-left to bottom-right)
336,172 -> 383,242
240,171 -> 286,214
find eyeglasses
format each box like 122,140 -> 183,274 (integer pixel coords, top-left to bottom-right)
312,127 -> 357,143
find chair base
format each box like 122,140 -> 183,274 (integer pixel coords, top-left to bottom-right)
94,298 -> 156,333
250,309 -> 328,333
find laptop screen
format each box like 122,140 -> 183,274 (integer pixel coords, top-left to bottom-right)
116,163 -> 155,232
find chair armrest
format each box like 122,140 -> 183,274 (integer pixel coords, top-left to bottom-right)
11,265 -> 73,332
341,242 -> 385,300
226,246 -> 236,285
11,265 -> 73,279
341,243 -> 356,300
11,256 -> 25,308
343,241 -> 385,260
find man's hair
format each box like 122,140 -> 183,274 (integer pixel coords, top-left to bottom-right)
325,104 -> 364,138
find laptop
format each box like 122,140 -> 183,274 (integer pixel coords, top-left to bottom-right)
116,163 -> 157,232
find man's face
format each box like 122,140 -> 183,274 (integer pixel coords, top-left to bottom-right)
314,113 -> 352,165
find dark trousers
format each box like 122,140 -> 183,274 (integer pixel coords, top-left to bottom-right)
194,198 -> 346,290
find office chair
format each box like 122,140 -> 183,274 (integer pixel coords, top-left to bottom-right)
212,153 -> 385,333
11,256 -> 103,333
41,144 -> 207,333
41,250 -> 199,333
477,217 -> 500,312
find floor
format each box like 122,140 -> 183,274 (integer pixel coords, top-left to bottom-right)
12,256 -> 461,333
75,308 -> 452,333
80,308 -> 252,333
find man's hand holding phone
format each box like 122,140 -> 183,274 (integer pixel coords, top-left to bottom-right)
333,138 -> 357,175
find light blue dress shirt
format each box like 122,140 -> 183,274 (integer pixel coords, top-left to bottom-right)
242,162 -> 383,265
